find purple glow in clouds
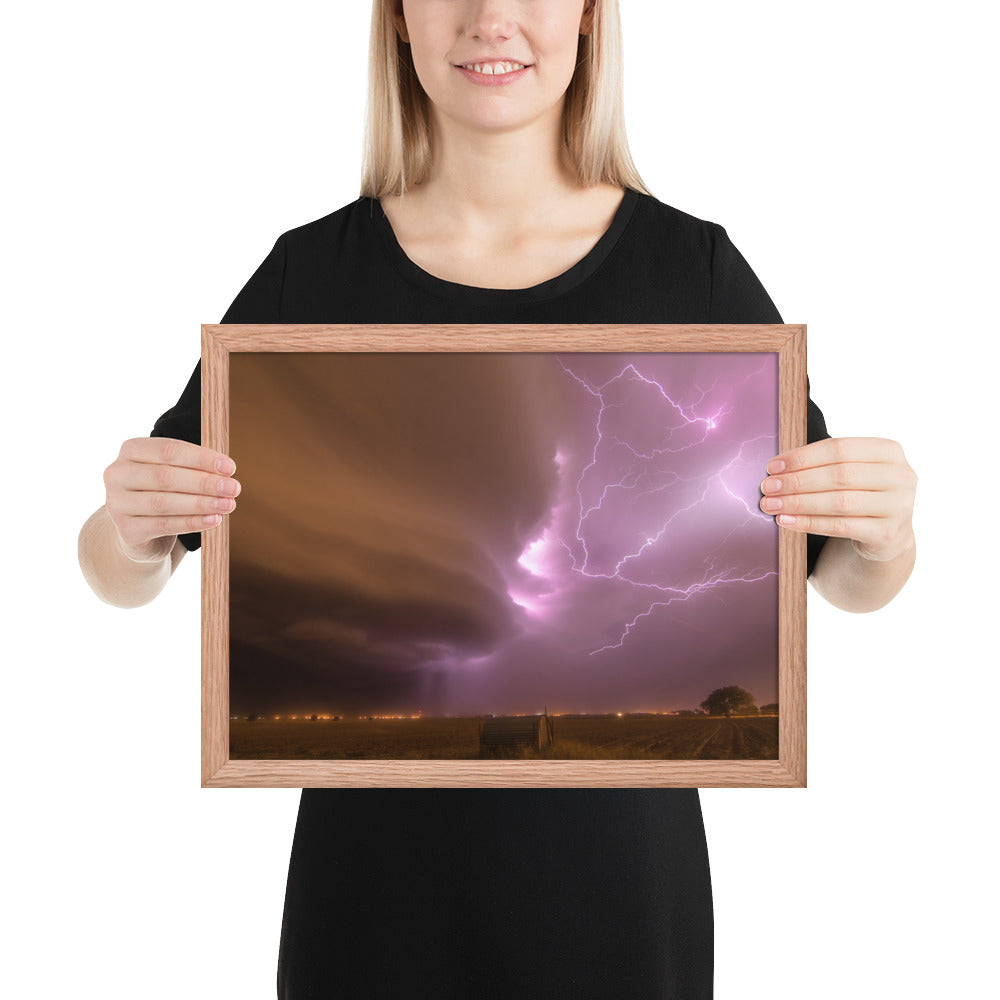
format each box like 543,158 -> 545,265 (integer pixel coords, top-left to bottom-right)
500,354 -> 778,659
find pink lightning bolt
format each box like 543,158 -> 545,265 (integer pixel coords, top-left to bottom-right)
518,355 -> 778,654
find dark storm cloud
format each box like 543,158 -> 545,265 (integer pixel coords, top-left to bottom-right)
228,352 -> 564,712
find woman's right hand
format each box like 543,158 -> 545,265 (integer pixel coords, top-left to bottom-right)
103,437 -> 241,562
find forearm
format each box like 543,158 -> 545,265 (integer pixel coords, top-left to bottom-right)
78,506 -> 187,609
808,533 -> 916,613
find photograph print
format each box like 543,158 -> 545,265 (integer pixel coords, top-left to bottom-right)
226,338 -> 785,765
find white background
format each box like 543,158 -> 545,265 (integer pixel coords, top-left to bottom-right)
4,1 -> 996,996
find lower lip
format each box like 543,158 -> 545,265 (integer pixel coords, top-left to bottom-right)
455,64 -> 530,86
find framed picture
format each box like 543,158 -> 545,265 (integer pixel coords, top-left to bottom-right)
201,324 -> 807,788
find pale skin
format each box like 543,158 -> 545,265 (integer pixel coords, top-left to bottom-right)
79,0 -> 916,613
79,437 -> 238,608
760,437 -> 917,612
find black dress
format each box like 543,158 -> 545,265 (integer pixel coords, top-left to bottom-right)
151,188 -> 830,999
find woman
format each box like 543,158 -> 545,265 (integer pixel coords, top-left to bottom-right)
79,1 -> 917,995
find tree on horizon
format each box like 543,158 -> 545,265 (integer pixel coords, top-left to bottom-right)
700,686 -> 756,717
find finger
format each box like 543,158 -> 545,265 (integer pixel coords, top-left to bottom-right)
114,489 -> 238,518
761,462 -> 912,497
767,437 -> 905,475
773,512 -> 886,545
760,490 -> 895,518
117,511 -> 230,547
120,437 -> 237,476
111,461 -> 241,499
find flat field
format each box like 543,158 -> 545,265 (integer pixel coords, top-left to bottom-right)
229,714 -> 778,760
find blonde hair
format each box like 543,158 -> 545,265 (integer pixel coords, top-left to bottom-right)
360,0 -> 651,199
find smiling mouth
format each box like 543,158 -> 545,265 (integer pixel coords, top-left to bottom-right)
456,61 -> 530,76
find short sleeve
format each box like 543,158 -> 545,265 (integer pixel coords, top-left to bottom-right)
803,377 -> 832,576
709,224 -> 782,325
148,233 -> 287,552
709,224 -> 831,576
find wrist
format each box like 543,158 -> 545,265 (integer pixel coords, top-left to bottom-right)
850,527 -> 916,564
116,530 -> 175,565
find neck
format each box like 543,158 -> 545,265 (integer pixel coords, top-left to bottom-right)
409,109 -> 584,234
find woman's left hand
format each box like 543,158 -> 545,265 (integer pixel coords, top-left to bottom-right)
760,437 -> 917,562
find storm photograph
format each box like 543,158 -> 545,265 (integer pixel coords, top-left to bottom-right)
227,347 -> 780,761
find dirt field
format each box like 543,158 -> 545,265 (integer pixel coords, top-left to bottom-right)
229,713 -> 778,760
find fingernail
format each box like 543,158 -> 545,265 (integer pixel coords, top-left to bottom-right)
203,513 -> 221,526
777,514 -> 796,525
762,478 -> 782,493
216,458 -> 236,475
768,459 -> 785,474
761,497 -> 782,512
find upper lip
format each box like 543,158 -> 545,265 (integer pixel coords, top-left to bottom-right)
456,58 -> 531,66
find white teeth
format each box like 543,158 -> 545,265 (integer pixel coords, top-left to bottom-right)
462,61 -> 525,75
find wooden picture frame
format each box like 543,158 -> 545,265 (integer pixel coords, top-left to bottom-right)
201,324 -> 807,788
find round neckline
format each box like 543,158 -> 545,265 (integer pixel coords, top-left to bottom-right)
369,187 -> 639,305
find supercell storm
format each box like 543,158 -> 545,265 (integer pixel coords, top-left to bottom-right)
229,351 -> 779,715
